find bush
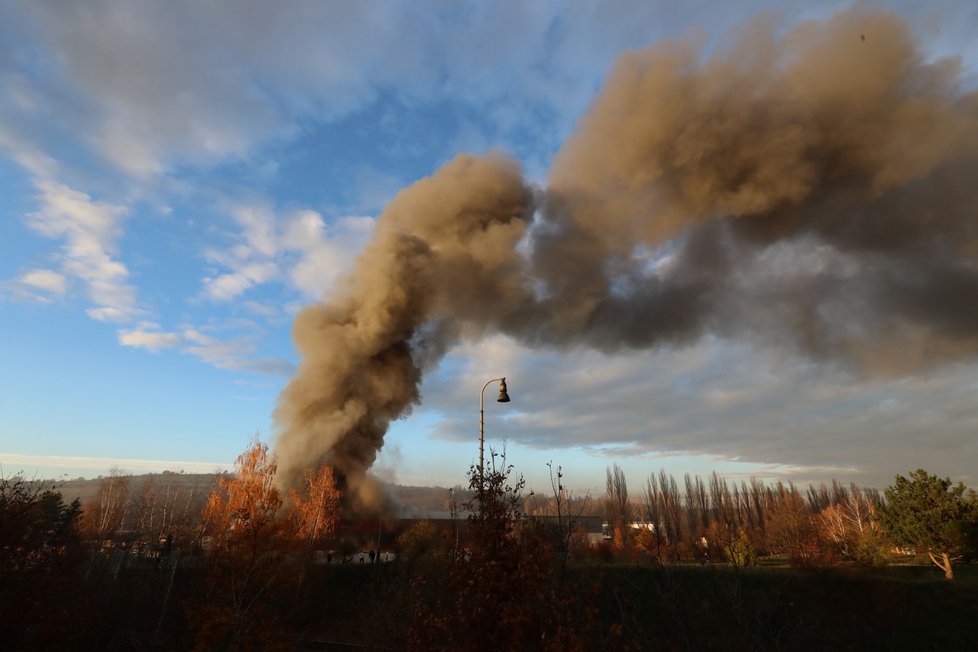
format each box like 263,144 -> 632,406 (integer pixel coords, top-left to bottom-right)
727,529 -> 759,568
0,476 -> 86,648
851,529 -> 891,567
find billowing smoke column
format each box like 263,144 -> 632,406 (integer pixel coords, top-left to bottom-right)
275,8 -> 978,503
274,156 -> 535,501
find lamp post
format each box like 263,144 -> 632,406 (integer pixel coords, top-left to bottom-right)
479,377 -> 511,486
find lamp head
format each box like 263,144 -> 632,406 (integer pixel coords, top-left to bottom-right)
496,378 -> 511,403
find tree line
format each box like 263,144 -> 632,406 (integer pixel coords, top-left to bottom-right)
522,463 -> 976,580
1,441 -> 976,649
599,465 -> 888,568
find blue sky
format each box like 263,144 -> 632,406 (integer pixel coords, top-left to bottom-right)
2,0 -> 977,495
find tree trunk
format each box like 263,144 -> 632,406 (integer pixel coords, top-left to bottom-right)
942,552 -> 954,580
928,551 -> 955,580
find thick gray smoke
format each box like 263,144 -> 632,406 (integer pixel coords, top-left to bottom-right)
274,8 -> 978,503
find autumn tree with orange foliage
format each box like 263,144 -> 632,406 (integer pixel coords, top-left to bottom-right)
202,441 -> 282,546
288,464 -> 341,548
287,464 -> 341,587
191,439 -> 291,651
765,483 -> 827,566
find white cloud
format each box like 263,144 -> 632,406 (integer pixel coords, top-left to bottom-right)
23,179 -> 141,322
28,180 -> 122,242
86,306 -> 130,323
230,204 -> 278,258
117,324 -> 293,376
18,268 -> 66,295
202,261 -> 278,302
202,201 -> 373,303
118,326 -> 182,352
202,273 -> 256,302
284,213 -> 374,298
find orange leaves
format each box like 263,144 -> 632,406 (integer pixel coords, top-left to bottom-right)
200,439 -> 343,551
202,439 -> 282,541
287,464 -> 341,546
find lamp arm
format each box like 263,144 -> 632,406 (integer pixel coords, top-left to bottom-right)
479,377 -> 506,484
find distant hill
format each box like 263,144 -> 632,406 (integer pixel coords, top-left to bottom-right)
55,471 -> 221,506
49,471 -> 465,515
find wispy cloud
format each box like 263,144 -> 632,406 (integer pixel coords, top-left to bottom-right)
117,326 -> 181,353
24,179 -> 141,323
202,262 -> 278,302
17,268 -> 66,296
117,322 -> 294,376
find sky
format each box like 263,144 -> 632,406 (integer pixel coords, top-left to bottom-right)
1,0 -> 977,497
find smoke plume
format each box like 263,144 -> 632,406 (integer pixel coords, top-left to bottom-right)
274,8 -> 978,502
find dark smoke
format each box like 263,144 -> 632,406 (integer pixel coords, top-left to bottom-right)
274,8 -> 978,503
274,155 -> 534,501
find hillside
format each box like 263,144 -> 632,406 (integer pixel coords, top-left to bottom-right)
50,471 -> 462,515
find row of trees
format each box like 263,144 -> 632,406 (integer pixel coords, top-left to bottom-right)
598,464 -> 977,579
380,457 -> 978,649
2,440 -> 975,648
82,469 -> 211,545
75,442 -> 343,557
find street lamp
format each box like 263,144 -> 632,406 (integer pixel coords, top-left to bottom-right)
479,377 -> 511,485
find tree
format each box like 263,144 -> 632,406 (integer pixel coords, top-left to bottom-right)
396,519 -> 442,561
194,439 -> 288,648
815,490 -> 888,566
765,483 -> 826,566
0,475 -> 84,648
880,469 -> 977,580
528,461 -> 591,571
203,442 -> 282,543
407,452 -> 609,650
288,464 -> 341,547
604,464 -> 632,548
87,468 -> 130,541
287,464 -> 341,587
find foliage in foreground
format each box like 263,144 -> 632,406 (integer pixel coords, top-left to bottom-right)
0,475 -> 85,649
405,460 -> 618,651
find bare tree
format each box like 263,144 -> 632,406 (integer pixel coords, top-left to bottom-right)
89,468 -> 131,542
651,470 -> 684,561
643,474 -> 667,563
604,464 -> 632,548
